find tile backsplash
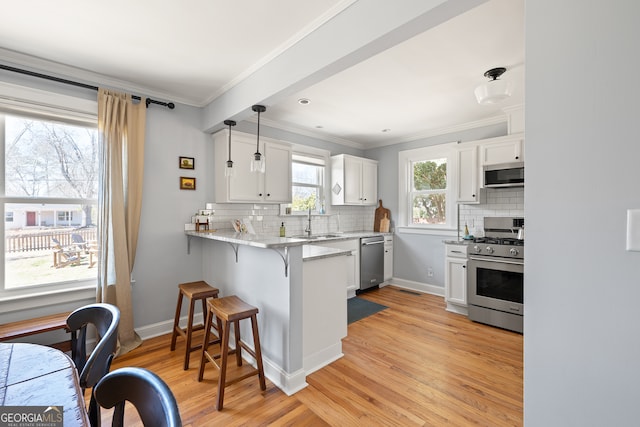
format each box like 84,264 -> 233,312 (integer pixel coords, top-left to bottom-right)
459,187 -> 524,237
190,204 -> 376,237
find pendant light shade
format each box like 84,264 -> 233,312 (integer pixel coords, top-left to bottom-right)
474,67 -> 513,105
224,119 -> 236,177
250,104 -> 266,173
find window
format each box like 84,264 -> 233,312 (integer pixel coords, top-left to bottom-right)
410,158 -> 447,225
1,112 -> 98,294
291,153 -> 326,214
398,143 -> 457,232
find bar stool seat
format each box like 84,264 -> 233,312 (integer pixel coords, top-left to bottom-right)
198,295 -> 266,410
170,280 -> 219,370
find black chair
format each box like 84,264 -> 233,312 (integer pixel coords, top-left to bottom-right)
94,367 -> 182,427
66,303 -> 120,426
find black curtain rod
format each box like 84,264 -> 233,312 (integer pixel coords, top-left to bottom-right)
0,63 -> 175,109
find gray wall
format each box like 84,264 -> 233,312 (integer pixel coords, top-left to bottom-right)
365,123 -> 507,288
526,1 -> 640,425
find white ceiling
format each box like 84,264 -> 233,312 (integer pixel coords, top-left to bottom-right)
0,0 -> 524,149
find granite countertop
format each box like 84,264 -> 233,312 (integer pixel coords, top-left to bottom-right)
302,245 -> 352,261
443,239 -> 475,245
185,230 -> 391,249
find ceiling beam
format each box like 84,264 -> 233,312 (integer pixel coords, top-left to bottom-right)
201,0 -> 488,133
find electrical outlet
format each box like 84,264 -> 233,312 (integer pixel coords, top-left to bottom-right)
427,267 -> 434,277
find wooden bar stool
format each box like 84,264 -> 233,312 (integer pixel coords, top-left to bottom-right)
197,295 -> 266,410
170,280 -> 220,370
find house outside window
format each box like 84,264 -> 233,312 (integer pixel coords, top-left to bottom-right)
1,111 -> 98,295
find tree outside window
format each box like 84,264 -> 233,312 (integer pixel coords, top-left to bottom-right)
411,158 -> 447,224
291,155 -> 324,213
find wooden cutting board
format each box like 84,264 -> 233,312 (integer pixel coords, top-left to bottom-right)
374,200 -> 391,232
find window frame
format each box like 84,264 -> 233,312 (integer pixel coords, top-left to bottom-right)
0,81 -> 98,307
397,143 -> 458,235
284,144 -> 330,216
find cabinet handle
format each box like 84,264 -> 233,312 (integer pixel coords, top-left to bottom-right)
266,193 -> 271,197
515,156 -> 519,160
472,194 -> 476,198
258,193 -> 263,197
463,265 -> 466,268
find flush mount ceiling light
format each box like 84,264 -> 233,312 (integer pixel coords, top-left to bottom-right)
224,119 -> 236,177
474,67 -> 513,105
250,104 -> 266,173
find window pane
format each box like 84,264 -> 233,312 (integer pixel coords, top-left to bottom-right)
4,203 -> 97,289
292,162 -> 321,185
412,194 -> 446,224
292,186 -> 318,212
413,158 -> 447,191
5,115 -> 98,198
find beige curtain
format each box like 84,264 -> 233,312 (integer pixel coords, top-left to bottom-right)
97,88 -> 145,355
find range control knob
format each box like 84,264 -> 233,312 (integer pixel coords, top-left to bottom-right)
510,248 -> 519,256
473,245 -> 482,253
485,246 -> 494,254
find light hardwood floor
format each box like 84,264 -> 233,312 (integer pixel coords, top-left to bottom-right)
101,285 -> 523,426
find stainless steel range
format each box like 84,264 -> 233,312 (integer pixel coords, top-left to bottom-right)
467,217 -> 524,333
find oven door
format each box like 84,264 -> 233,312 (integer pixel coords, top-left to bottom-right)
467,256 -> 524,315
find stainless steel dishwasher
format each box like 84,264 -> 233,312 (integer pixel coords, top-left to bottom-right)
360,236 -> 385,292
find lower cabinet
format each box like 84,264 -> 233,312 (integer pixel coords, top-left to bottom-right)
444,243 -> 468,315
311,239 -> 359,298
383,235 -> 393,283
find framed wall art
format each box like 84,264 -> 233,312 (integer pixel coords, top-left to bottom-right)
179,156 -> 194,169
180,176 -> 196,190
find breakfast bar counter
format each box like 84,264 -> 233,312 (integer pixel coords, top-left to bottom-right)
186,231 -> 350,395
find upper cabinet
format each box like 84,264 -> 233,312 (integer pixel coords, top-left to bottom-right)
480,133 -> 524,166
455,144 -> 481,204
455,133 -> 525,204
214,130 -> 292,203
331,154 -> 378,206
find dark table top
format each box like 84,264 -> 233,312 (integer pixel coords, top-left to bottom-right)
0,342 -> 90,426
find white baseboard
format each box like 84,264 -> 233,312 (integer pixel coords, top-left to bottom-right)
388,277 -> 445,297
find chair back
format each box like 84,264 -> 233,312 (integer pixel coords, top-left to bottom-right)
66,303 -> 120,389
94,367 -> 182,427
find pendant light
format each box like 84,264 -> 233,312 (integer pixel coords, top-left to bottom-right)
224,119 -> 236,177
250,104 -> 266,173
474,67 -> 513,105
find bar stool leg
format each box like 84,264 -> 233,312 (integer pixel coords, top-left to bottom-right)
198,307 -> 214,382
170,290 -> 183,351
216,320 -> 231,410
251,314 -> 267,391
234,320 -> 242,367
184,296 -> 197,370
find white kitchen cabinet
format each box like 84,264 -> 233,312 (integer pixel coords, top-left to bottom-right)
214,129 -> 292,203
383,234 -> 393,283
444,243 -> 468,315
455,144 -> 482,204
311,238 -> 359,298
330,154 -> 378,206
480,133 -> 524,166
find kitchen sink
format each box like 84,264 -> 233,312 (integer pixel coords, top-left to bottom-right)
292,234 -> 343,240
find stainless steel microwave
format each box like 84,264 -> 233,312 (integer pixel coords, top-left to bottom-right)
484,162 -> 524,188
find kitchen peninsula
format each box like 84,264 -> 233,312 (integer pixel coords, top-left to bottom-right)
185,230 -> 351,395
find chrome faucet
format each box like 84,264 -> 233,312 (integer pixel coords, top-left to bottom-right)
305,208 -> 312,236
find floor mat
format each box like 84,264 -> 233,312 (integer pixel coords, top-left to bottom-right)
347,297 -> 388,324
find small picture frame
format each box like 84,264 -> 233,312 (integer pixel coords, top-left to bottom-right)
179,156 -> 194,169
180,176 -> 196,190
